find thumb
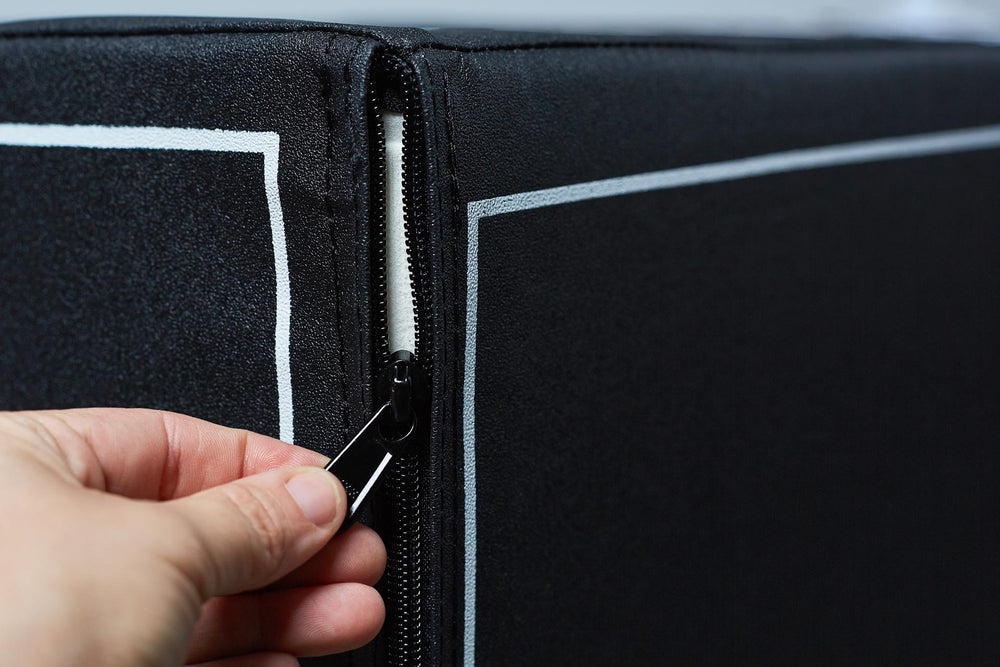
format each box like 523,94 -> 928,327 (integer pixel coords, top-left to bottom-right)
161,466 -> 346,599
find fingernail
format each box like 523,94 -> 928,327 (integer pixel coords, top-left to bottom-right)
286,469 -> 342,526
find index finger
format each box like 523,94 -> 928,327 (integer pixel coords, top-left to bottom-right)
8,408 -> 329,500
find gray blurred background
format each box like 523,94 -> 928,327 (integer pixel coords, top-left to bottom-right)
1,0 -> 999,40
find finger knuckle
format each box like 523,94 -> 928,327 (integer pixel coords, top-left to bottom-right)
220,483 -> 288,573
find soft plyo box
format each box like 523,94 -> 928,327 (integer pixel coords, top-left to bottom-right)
1,18 -> 999,665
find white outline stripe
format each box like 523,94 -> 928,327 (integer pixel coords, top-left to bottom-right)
461,122 -> 1000,666
0,123 -> 294,444
350,452 -> 394,516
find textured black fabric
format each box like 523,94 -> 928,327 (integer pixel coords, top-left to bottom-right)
2,147 -> 278,431
0,26 -> 384,666
414,40 -> 1000,665
1,18 -> 999,666
0,27 -> 384,455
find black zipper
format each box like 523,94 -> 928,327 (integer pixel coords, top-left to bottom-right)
368,52 -> 432,667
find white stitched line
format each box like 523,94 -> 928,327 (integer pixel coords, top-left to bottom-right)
461,122 -> 1000,666
0,123 -> 294,444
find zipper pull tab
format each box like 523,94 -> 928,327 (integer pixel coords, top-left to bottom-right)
324,350 -> 427,530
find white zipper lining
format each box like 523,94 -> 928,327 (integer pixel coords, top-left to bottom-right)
384,112 -> 417,355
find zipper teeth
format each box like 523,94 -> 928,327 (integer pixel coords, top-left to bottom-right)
385,448 -> 423,665
369,71 -> 390,365
371,52 -> 430,667
371,56 -> 434,369
397,61 -> 432,370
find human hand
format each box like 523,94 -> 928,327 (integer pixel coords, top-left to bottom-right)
0,408 -> 386,666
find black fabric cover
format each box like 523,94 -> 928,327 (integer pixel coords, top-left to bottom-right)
1,17 -> 998,666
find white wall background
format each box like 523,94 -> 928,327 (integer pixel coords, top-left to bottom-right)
1,0 -> 999,40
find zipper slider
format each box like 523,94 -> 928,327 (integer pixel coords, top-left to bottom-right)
389,356 -> 413,424
325,350 -> 427,530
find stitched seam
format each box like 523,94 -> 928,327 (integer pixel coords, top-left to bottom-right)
0,25 -> 380,40
346,41 -> 371,427
405,38 -> 992,55
322,33 -> 352,450
420,53 -> 449,667
0,25 -> 989,56
439,64 -> 467,664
